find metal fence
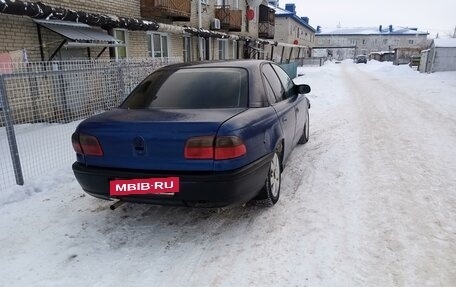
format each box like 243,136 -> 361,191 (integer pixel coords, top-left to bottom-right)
280,62 -> 299,79
295,57 -> 327,67
0,58 -> 180,191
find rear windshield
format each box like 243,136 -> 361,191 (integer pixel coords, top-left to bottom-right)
121,67 -> 248,109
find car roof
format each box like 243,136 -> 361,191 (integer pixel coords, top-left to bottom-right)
159,59 -> 272,72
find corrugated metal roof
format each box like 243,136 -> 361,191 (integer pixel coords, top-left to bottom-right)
34,19 -> 119,43
273,6 -> 315,32
274,6 -> 294,15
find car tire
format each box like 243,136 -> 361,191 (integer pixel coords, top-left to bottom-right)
298,112 -> 310,144
252,151 -> 282,207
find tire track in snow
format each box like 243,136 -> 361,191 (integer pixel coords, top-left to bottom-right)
279,66 -> 372,285
341,63 -> 456,286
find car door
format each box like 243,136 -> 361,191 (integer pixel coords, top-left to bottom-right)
261,63 -> 297,161
271,64 -> 307,146
273,65 -> 309,145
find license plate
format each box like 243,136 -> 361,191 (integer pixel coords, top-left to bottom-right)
109,177 -> 180,196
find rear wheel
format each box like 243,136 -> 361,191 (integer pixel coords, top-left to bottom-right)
253,151 -> 281,207
298,112 -> 310,144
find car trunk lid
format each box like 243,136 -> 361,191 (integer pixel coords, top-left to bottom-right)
76,108 -> 246,171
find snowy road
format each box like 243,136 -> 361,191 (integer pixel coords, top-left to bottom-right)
298,63 -> 456,286
0,61 -> 455,286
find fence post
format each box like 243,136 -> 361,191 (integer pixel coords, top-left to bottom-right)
0,75 -> 24,185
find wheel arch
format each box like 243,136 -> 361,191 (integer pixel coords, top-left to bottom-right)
274,138 -> 285,171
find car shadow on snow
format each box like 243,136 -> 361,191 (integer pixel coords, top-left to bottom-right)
86,201 -> 272,250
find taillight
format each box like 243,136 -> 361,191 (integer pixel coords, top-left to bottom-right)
184,136 -> 214,159
184,136 -> 246,160
71,132 -> 103,156
215,136 -> 247,160
71,132 -> 83,154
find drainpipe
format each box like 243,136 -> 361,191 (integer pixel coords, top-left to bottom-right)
198,0 -> 203,61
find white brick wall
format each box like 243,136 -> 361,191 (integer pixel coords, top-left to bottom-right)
274,17 -> 315,47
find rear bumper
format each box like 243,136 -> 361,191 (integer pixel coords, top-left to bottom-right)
72,153 -> 273,207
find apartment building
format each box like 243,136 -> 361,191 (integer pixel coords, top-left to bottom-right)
266,1 -> 316,62
0,0 -> 293,62
315,25 -> 428,60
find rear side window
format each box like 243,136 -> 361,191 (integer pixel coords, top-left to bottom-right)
271,64 -> 295,97
262,64 -> 285,102
121,67 -> 248,109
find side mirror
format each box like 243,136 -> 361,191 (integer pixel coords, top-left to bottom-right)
297,84 -> 311,94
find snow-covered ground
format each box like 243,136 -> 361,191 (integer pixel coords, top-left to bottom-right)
0,60 -> 455,286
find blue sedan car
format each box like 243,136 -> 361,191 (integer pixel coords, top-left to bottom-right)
72,60 -> 311,207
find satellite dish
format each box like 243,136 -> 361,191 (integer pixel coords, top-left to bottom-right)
246,0 -> 262,7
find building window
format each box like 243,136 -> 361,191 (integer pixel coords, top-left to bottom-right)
218,39 -> 227,60
183,36 -> 192,62
148,32 -> 169,58
362,39 -> 367,45
408,39 -> 414,44
114,29 -> 128,59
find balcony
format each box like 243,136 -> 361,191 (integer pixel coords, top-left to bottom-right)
259,22 -> 274,39
215,6 -> 242,32
141,0 -> 191,21
258,4 -> 275,39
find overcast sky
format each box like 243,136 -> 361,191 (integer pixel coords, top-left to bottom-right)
283,0 -> 456,37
